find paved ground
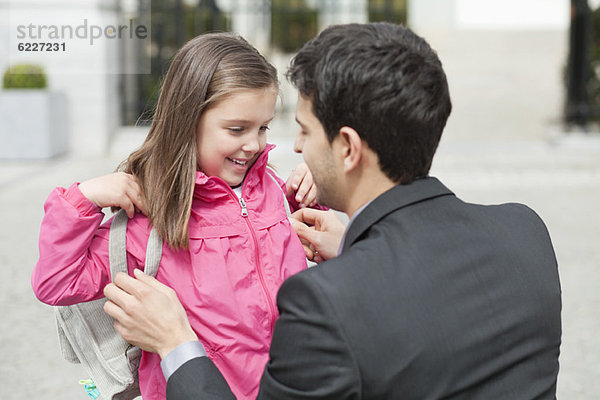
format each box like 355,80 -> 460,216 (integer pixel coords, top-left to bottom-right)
1,123 -> 599,399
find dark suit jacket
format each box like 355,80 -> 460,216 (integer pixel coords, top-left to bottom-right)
167,177 -> 561,399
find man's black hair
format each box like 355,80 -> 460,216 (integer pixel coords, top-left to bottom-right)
287,22 -> 452,184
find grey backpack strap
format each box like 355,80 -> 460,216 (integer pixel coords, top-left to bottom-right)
55,209 -> 163,399
143,223 -> 162,277
266,168 -> 291,217
56,318 -> 79,363
56,210 -> 131,367
109,209 -> 162,278
109,210 -> 128,278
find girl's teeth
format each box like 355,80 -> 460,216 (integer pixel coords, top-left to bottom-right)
229,158 -> 246,165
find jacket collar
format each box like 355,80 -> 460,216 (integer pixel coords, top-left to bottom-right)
341,177 -> 454,252
193,143 -> 275,199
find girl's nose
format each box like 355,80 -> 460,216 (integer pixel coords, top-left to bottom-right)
242,133 -> 261,153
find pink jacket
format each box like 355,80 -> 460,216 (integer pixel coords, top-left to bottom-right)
32,144 -> 308,399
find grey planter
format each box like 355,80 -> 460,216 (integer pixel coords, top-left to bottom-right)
0,90 -> 69,159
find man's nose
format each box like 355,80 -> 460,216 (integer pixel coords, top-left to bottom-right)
293,132 -> 303,153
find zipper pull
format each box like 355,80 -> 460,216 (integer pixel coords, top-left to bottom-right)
239,197 -> 248,217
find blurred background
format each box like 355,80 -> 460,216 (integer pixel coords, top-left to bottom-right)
1,0 -> 599,398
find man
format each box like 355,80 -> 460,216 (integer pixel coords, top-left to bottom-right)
104,23 -> 561,399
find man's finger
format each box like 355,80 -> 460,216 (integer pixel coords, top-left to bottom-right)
314,253 -> 325,263
289,217 -> 320,246
103,298 -> 129,322
304,248 -> 315,261
111,271 -> 147,296
103,281 -> 134,307
132,268 -> 176,296
297,236 -> 316,260
112,320 -> 136,347
291,207 -> 324,227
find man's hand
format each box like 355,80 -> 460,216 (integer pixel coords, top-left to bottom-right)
103,269 -> 198,358
290,208 -> 346,263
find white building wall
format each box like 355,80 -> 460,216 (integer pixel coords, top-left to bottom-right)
217,0 -> 271,53
408,0 -> 570,142
313,0 -> 368,27
0,0 -> 128,157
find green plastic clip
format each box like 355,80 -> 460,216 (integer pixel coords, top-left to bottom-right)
79,379 -> 100,399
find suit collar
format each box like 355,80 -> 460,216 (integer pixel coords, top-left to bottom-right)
341,177 -> 454,252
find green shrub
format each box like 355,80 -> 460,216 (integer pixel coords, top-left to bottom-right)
3,64 -> 48,89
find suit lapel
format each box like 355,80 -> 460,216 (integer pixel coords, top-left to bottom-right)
341,177 -> 454,252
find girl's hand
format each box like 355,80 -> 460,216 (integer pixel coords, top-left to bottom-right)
78,172 -> 147,218
286,163 -> 317,208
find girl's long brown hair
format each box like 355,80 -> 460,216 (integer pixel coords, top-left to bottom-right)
119,33 -> 278,249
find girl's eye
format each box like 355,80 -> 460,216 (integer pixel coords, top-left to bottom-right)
259,125 -> 270,132
228,127 -> 244,133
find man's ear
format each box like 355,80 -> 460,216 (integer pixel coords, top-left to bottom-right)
337,126 -> 363,173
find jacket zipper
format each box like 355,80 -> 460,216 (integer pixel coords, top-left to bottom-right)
237,196 -> 276,332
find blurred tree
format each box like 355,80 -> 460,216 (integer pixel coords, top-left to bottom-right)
565,0 -> 592,126
271,0 -> 318,53
134,0 -> 230,124
587,3 -> 600,123
190,0 -> 231,37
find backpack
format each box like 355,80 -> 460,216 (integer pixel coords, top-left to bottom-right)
54,209 -> 163,399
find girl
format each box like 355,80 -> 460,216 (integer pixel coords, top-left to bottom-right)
32,32 -> 319,400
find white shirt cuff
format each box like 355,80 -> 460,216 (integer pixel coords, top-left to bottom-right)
160,340 -> 207,381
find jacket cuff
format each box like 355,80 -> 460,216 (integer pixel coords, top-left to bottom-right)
60,183 -> 102,217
